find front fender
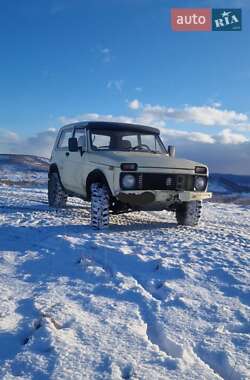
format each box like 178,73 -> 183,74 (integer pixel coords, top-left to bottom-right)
86,168 -> 115,199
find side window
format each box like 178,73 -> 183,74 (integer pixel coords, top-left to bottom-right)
74,128 -> 86,149
91,133 -> 111,149
57,129 -> 73,149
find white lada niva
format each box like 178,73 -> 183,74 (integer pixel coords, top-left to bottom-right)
48,121 -> 212,228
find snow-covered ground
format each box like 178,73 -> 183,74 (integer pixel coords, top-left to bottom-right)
0,185 -> 249,380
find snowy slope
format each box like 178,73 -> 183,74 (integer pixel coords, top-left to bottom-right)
0,184 -> 249,380
209,174 -> 250,194
0,154 -> 49,187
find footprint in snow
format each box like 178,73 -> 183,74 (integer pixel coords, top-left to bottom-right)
147,279 -> 171,301
208,267 -> 240,285
121,363 -> 135,379
220,285 -> 250,307
21,318 -> 43,346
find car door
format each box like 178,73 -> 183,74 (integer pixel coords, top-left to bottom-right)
56,127 -> 74,189
62,127 -> 87,195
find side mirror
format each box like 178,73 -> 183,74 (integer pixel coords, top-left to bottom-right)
168,145 -> 176,157
68,137 -> 78,152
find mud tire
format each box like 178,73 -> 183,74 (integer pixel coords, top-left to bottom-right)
48,172 -> 67,208
176,201 -> 202,226
91,183 -> 110,229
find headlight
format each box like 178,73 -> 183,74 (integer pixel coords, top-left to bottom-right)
194,176 -> 207,191
121,174 -> 136,189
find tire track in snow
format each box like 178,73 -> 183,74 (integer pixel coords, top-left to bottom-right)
194,345 -> 241,380
72,240 -> 221,376
67,239 -> 183,367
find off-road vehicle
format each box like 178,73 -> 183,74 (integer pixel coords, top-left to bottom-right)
48,121 -> 212,228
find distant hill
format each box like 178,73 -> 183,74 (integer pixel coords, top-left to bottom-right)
208,173 -> 250,204
0,154 -> 49,186
209,173 -> 250,194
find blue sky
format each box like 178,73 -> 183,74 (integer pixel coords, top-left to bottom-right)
0,0 -> 250,173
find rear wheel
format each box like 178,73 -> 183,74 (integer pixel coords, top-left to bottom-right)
176,201 -> 202,226
48,172 -> 67,208
91,183 -> 110,229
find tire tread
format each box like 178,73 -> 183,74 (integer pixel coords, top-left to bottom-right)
176,201 -> 202,226
91,183 -> 110,229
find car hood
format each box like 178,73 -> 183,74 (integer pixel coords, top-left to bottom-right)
89,151 -> 206,171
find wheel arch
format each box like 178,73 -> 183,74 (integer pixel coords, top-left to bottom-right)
86,169 -> 112,200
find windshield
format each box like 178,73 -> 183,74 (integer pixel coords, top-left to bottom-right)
90,129 -> 166,153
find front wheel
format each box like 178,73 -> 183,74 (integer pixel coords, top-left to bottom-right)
91,183 -> 110,229
176,201 -> 202,226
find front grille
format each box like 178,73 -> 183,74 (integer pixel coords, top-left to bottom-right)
139,173 -> 194,191
120,173 -> 195,191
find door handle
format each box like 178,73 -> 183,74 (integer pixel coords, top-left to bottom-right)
65,152 -> 70,157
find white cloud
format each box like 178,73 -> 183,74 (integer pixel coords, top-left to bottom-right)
160,128 -> 215,144
183,106 -> 247,126
0,129 -> 19,143
100,48 -> 112,63
238,124 -> 250,132
100,48 -> 110,54
128,99 -> 141,110
59,113 -> 134,126
0,129 -> 57,158
211,101 -> 222,108
107,80 -> 124,92
217,129 -> 249,144
142,104 -> 248,127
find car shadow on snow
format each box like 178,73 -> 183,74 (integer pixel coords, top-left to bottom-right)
108,220 -> 177,232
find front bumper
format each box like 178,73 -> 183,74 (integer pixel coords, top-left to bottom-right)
178,191 -> 212,202
118,190 -> 212,206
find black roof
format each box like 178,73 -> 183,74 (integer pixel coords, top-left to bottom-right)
63,121 -> 160,134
